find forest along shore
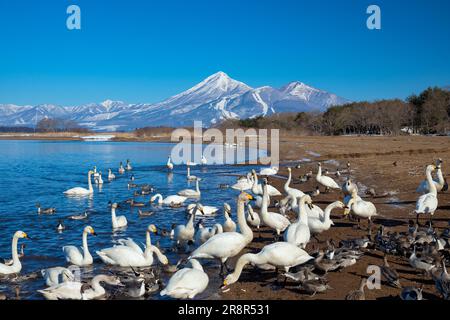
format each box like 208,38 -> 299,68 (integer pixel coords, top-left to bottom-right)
218,135 -> 450,300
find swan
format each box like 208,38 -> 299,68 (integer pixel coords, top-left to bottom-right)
195,222 -> 223,246
223,203 -> 236,232
316,162 -> 340,191
259,179 -> 290,237
150,194 -> 187,206
344,189 -> 378,229
284,168 -> 305,199
201,155 -> 208,165
62,226 -> 96,266
189,192 -> 254,273
186,166 -> 197,181
97,224 -> 169,267
231,173 -> 253,191
415,164 -> 439,225
251,170 -> 282,197
126,159 -> 132,171
160,259 -> 208,299
111,203 -> 127,229
36,203 -> 56,215
173,206 -> 201,248
308,201 -> 344,234
0,231 -> 29,275
118,162 -> 125,174
416,159 -> 445,193
41,267 -> 74,287
223,242 -> 313,286
260,166 -> 278,176
167,156 -> 174,170
284,195 -> 312,249
246,204 -> 261,230
63,170 -> 94,196
187,203 -> 218,216
178,178 -> 201,198
108,169 -> 116,181
38,275 -> 122,300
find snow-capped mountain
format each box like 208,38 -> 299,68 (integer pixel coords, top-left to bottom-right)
0,72 -> 349,131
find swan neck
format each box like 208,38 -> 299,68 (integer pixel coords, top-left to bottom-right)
237,197 -> 253,241
88,172 -> 93,192
82,231 -> 90,260
285,170 -> 292,190
11,235 -> 20,265
426,168 -> 437,195
229,253 -> 254,284
146,230 -> 152,247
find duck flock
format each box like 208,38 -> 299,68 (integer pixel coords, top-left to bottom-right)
0,155 -> 449,301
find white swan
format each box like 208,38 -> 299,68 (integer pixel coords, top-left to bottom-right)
284,195 -> 312,249
186,166 -> 197,181
308,201 -> 344,234
246,204 -> 261,230
415,164 -> 439,224
416,159 -> 445,193
178,178 -> 201,198
189,192 -> 254,273
223,242 -> 313,286
260,166 -> 279,176
231,173 -> 253,191
344,190 -> 378,228
223,203 -> 236,232
111,203 -> 127,229
259,179 -> 290,237
118,162 -> 125,174
62,226 -> 96,266
41,267 -> 74,287
174,205 -> 204,248
97,172 -> 103,185
195,222 -> 223,246
63,170 -> 94,196
97,224 -> 169,267
38,275 -> 121,300
108,169 -> 116,181
316,162 -> 340,191
160,259 -> 208,299
251,170 -> 282,197
150,194 -> 187,206
284,167 -> 305,199
187,203 -> 218,216
167,156 -> 174,170
126,159 -> 132,171
0,231 -> 29,275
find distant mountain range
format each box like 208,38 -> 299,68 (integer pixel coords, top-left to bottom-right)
0,72 -> 349,131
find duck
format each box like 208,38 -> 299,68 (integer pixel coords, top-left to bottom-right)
222,203 -> 236,232
56,220 -> 66,232
160,259 -> 209,299
38,275 -> 122,300
0,231 -> 29,275
108,169 -> 116,181
316,162 -> 340,192
186,165 -> 197,181
194,221 -> 223,246
409,246 -> 435,272
415,164 -> 439,225
118,162 -> 125,174
306,186 -> 320,198
97,224 -> 169,267
189,192 -> 254,274
433,260 -> 450,299
284,168 -> 305,199
416,159 -> 445,193
344,189 -> 378,229
260,166 -> 278,176
178,178 -> 201,198
284,195 -> 312,249
380,255 -> 401,288
126,159 -> 132,171
298,278 -> 331,296
110,203 -> 127,229
167,156 -> 174,170
150,194 -> 187,206
400,285 -> 423,300
186,203 -> 219,216
130,199 -> 146,207
62,226 -> 96,266
173,205 -> 204,249
63,170 -> 94,196
308,201 -> 344,235
36,203 -> 56,215
223,242 -> 313,286
260,179 -> 290,238
69,211 -> 88,220
345,278 -> 366,300
251,170 -> 282,197
41,267 -> 75,287
138,209 -> 154,217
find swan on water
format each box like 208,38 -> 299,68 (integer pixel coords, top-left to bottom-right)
186,165 -> 197,181
41,267 -> 75,287
63,170 -> 94,196
251,170 -> 282,197
111,203 -> 127,229
97,224 -> 169,267
415,164 -> 439,225
231,173 -> 253,191
189,192 -> 254,274
62,226 -> 96,266
118,162 -> 125,174
178,178 -> 201,198
173,205 -> 204,249
223,242 -> 313,286
316,162 -> 340,192
0,231 -> 30,275
160,259 -> 208,299
150,194 -> 187,206
108,169 -> 116,181
126,159 -> 132,171
187,203 -> 218,216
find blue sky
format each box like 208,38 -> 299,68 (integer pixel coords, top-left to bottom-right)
0,0 -> 449,105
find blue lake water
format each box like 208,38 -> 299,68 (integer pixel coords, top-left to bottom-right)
0,140 -> 265,299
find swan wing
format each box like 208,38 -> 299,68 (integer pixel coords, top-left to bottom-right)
64,187 -> 89,195
116,238 -> 143,255
318,176 -> 340,189
96,246 -> 147,267
62,246 -> 83,264
267,185 -> 282,196
191,233 -> 246,259
415,194 -> 438,214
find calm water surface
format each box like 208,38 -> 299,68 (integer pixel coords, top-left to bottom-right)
0,140 -> 265,299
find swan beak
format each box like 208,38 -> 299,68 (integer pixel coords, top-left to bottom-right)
343,207 -> 350,216
244,193 -> 254,201
150,225 -> 158,233
23,233 -> 30,239
223,279 -> 228,286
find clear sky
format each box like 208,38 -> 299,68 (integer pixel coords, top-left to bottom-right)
0,0 -> 449,106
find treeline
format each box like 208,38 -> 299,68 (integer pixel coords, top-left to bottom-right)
0,118 -> 90,133
221,87 -> 450,136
